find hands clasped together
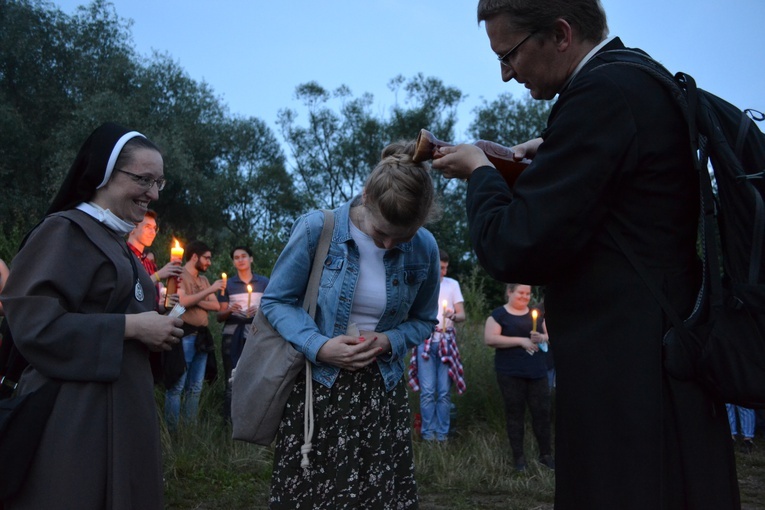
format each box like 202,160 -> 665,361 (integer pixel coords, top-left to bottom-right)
317,330 -> 391,371
526,331 -> 549,356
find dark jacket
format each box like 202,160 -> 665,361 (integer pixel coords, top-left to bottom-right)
466,38 -> 739,509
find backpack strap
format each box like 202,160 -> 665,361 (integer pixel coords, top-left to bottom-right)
676,72 -> 725,309
591,50 -> 721,333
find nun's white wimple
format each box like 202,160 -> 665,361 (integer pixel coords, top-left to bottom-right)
96,131 -> 146,189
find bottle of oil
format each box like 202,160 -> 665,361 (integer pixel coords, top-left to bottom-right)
413,129 -> 530,188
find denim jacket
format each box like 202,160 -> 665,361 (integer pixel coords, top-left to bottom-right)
261,198 -> 440,390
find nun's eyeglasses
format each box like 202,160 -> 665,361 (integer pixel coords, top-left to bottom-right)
116,169 -> 166,191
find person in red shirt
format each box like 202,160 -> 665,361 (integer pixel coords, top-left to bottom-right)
127,210 -> 182,308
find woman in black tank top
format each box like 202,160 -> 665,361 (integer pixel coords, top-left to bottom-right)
484,284 -> 554,471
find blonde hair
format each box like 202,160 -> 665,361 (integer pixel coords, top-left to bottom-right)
364,140 -> 440,227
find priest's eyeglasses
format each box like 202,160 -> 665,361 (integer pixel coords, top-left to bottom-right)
497,31 -> 537,68
117,169 -> 167,191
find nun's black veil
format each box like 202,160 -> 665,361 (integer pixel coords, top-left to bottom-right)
46,122 -> 133,215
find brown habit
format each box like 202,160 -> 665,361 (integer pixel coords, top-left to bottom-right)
2,210 -> 163,510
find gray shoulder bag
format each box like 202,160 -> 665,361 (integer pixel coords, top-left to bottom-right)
231,210 -> 334,468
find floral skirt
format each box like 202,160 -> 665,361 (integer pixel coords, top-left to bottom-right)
269,364 -> 418,509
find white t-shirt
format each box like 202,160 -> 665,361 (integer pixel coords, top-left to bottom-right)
348,220 -> 387,332
435,276 -> 464,336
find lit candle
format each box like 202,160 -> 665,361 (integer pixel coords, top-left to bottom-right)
165,239 -> 184,308
441,299 -> 448,331
221,272 -> 227,296
531,309 -> 539,333
170,238 -> 184,264
247,284 -> 253,309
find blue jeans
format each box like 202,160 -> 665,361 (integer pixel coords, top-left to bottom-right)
418,340 -> 451,440
726,404 -> 756,438
165,333 -> 208,430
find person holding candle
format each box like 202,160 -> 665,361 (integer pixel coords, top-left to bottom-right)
127,210 -> 183,310
164,239 -> 185,308
0,122 -> 183,509
216,245 -> 269,422
260,139 -> 440,508
127,210 -> 183,384
484,284 -> 552,471
408,249 -> 466,442
431,1 -> 739,507
165,239 -> 225,430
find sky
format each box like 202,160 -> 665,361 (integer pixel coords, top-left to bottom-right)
52,0 -> 764,142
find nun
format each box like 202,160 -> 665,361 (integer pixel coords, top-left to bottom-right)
1,122 -> 183,510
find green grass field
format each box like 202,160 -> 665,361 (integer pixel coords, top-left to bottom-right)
160,322 -> 765,509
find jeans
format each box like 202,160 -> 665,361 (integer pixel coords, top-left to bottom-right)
418,340 -> 451,441
726,404 -> 756,438
165,333 -> 208,430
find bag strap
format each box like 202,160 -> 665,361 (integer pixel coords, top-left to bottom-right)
300,209 -> 334,469
302,210 -> 335,315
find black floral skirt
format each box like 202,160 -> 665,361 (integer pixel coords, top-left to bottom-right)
269,364 -> 418,509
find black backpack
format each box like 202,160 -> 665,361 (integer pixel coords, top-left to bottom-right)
592,49 -> 765,408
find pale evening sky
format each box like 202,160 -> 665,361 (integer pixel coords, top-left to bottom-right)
54,0 -> 764,142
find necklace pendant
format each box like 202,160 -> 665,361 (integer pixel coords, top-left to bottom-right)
134,279 -> 145,302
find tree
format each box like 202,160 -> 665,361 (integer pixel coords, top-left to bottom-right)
468,92 -> 552,146
0,0 -> 292,269
277,82 -> 385,209
385,74 -> 475,278
208,116 -> 302,269
466,92 -> 553,299
386,73 -> 463,144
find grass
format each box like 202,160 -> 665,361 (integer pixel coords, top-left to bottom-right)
160,321 -> 765,509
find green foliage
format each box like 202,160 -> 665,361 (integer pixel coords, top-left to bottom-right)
386,73 -> 463,143
0,0 -> 550,301
0,0 -> 296,270
159,319 -> 764,510
468,92 -> 553,146
277,82 -> 385,209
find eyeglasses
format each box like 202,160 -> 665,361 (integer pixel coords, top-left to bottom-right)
116,169 -> 167,191
497,31 -> 537,68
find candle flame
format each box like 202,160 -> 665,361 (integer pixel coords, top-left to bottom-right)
531,309 -> 538,319
222,272 -> 227,279
442,300 -> 448,308
172,238 -> 182,249
247,284 -> 253,292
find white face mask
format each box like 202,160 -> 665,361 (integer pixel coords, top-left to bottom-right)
76,202 -> 136,235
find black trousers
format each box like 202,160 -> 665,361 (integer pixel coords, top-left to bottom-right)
496,373 -> 552,461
